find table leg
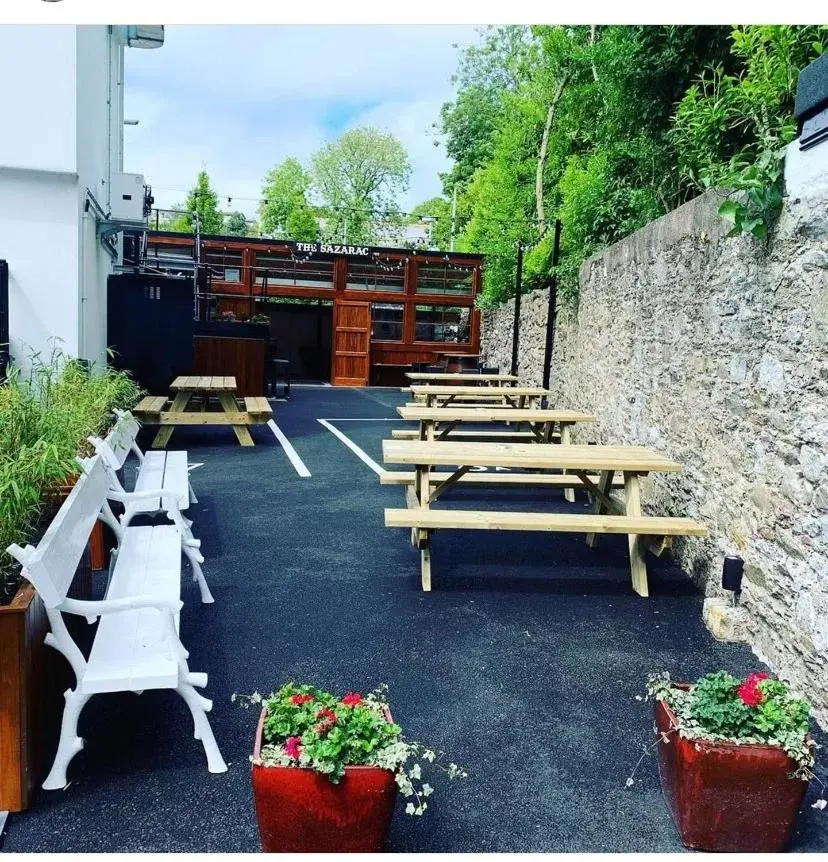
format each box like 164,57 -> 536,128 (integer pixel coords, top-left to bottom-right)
623,472 -> 649,597
585,470 -> 614,548
560,423 -> 575,503
418,460 -> 432,591
218,392 -> 254,446
152,390 -> 193,448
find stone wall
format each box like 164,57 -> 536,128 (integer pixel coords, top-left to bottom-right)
480,187 -> 828,724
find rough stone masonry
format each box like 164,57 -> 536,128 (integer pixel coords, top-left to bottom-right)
481,187 -> 828,725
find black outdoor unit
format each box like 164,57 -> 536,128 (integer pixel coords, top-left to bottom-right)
107,273 -> 194,393
796,51 -> 828,150
0,260 -> 9,381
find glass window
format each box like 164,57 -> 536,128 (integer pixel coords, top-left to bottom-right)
416,261 -> 475,296
203,248 -> 242,282
372,303 -> 404,341
254,251 -> 334,289
414,305 -> 471,343
146,242 -> 195,274
347,258 -> 405,292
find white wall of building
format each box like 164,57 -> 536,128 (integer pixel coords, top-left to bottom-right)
0,25 -> 137,372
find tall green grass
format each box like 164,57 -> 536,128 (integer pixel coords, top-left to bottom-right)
0,346 -> 142,602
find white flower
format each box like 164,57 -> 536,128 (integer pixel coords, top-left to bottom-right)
405,803 -> 416,815
422,783 -> 434,797
625,777 -> 634,788
812,799 -> 827,810
409,763 -> 422,780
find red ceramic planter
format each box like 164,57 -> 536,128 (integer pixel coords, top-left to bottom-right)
654,687 -> 809,852
251,708 -> 398,852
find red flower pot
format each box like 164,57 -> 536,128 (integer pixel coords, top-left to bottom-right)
251,708 -> 398,852
654,687 -> 809,851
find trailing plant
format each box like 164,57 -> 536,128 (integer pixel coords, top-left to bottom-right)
235,682 -> 466,816
647,671 -> 815,778
0,345 -> 142,602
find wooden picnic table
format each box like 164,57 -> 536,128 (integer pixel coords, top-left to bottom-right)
395,405 -> 594,443
404,372 -> 520,385
409,385 -> 550,409
381,439 -> 707,597
133,376 -> 272,449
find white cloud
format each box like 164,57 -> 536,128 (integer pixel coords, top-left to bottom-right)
124,25 -> 479,221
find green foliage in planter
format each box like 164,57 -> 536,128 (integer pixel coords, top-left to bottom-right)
648,671 -> 814,778
0,346 -> 142,602
237,682 -> 466,816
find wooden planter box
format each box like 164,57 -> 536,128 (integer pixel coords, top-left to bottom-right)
0,582 -> 69,811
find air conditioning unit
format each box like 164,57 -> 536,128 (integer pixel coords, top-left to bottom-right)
110,173 -> 147,222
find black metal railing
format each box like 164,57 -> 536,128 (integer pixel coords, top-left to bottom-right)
0,260 -> 9,381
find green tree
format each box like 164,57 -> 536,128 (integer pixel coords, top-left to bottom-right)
168,170 -> 224,235
410,197 -> 452,249
284,194 -> 319,241
311,127 -> 411,245
224,211 -> 249,236
260,158 -> 313,237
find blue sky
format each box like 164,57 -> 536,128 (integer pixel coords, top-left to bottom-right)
124,26 -> 480,220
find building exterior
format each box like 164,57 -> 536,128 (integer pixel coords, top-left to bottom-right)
0,25 -> 162,373
128,231 -> 483,385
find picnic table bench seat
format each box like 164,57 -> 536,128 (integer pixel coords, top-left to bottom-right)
380,471 -> 623,489
133,395 -> 168,417
244,396 -> 273,419
6,455 -> 226,790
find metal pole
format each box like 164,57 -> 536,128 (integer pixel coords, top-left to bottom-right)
542,219 -> 563,392
510,242 -> 523,377
450,183 -> 457,252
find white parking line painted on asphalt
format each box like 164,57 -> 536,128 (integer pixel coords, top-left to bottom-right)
0,810 -> 8,836
267,419 -> 312,478
317,419 -> 386,476
318,418 -> 406,421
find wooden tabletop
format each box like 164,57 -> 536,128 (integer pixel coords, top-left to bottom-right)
170,376 -> 237,392
397,406 -> 595,423
382,440 -> 683,473
406,373 -> 519,383
410,385 -> 549,397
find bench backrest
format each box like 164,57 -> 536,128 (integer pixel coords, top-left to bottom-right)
92,409 -> 141,471
7,456 -> 109,608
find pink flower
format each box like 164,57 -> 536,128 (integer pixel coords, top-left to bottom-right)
284,736 -> 302,760
341,692 -> 363,707
315,707 -> 338,734
290,694 -> 313,706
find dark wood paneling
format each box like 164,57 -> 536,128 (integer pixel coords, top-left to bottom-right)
192,336 -> 265,396
0,584 -> 67,811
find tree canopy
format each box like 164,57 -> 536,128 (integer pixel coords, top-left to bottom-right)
439,25 -> 826,305
171,169 -> 224,235
223,211 -> 249,236
259,158 -> 314,238
310,127 -> 411,245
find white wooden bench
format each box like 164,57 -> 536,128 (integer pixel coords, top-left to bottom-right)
88,409 -> 214,604
6,455 -> 227,789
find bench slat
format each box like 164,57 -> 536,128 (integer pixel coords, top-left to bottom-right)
384,508 -> 707,537
391,429 -> 541,439
244,396 -> 273,417
83,525 -> 181,695
380,471 -> 623,488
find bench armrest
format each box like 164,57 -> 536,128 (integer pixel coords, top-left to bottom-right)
62,596 -> 183,616
107,488 -> 184,507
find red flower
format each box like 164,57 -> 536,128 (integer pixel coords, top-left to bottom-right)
315,707 -> 338,734
341,692 -> 363,707
290,694 -> 313,706
284,736 -> 302,760
737,672 -> 770,707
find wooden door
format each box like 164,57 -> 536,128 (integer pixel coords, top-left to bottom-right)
331,300 -> 371,386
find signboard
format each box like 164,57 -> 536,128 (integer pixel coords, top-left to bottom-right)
295,242 -> 370,257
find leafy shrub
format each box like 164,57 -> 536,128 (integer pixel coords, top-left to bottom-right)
237,682 -> 466,816
649,670 -> 814,777
0,346 -> 142,602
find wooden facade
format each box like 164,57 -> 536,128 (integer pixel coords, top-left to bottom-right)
136,232 -> 483,386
